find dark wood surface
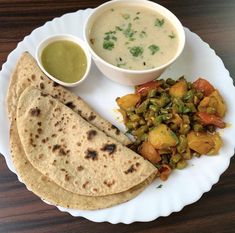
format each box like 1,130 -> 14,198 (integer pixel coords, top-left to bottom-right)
0,0 -> 235,232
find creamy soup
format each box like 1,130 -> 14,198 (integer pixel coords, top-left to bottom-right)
89,5 -> 179,70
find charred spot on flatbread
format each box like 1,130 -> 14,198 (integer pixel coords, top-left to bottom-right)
30,107 -> 40,116
103,179 -> 115,187
124,165 -> 136,174
87,130 -> 97,140
39,82 -> 45,90
85,149 -> 98,160
37,128 -> 42,134
101,144 -> 117,155
65,101 -> 75,109
31,74 -> 36,80
88,112 -> 96,121
111,124 -> 121,135
77,165 -> 84,171
40,92 -> 48,97
53,81 -> 59,87
52,144 -> 61,152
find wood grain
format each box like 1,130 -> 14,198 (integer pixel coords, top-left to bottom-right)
0,0 -> 235,232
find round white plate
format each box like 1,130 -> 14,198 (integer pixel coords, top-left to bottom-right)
0,9 -> 235,224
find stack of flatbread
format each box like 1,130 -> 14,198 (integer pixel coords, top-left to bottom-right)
7,52 -> 157,210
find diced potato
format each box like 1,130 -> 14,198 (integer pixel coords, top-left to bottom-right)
187,131 -> 214,154
118,109 -> 128,123
148,124 -> 178,149
169,80 -> 187,98
139,141 -> 161,163
209,90 -> 227,117
198,90 -> 227,117
116,94 -> 140,110
208,133 -> 223,155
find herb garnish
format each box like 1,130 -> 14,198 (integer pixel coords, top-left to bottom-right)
103,31 -> 117,50
129,46 -> 143,57
155,18 -> 165,27
148,44 -> 160,55
156,184 -> 163,189
168,32 -> 176,39
133,16 -> 140,20
115,26 -> 123,31
103,40 -> 114,50
123,23 -> 135,40
139,30 -> 147,38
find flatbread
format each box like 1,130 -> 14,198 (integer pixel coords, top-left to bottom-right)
7,52 -> 131,145
10,118 -> 156,210
16,87 -> 157,196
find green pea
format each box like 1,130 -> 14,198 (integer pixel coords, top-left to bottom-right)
176,160 -> 187,169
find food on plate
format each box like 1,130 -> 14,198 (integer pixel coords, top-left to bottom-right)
89,5 -> 178,70
116,77 -> 227,180
41,40 -> 87,83
7,52 -> 131,145
10,86 -> 157,209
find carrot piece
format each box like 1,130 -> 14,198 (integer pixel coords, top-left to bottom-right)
197,112 -> 226,128
135,80 -> 160,95
193,78 -> 215,96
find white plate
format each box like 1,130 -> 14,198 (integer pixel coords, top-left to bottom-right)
0,9 -> 235,224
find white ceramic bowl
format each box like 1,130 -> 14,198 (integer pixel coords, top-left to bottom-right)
36,34 -> 91,87
84,0 -> 185,86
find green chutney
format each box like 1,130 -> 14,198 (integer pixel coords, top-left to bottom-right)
41,40 -> 87,83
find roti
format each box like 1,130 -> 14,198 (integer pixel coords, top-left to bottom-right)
10,118 -> 156,210
7,52 -> 131,145
16,87 -> 157,196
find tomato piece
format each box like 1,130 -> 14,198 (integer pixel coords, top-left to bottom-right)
197,112 -> 226,128
135,80 -> 160,95
193,78 -> 215,96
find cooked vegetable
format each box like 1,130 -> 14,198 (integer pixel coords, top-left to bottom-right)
116,76 -> 226,181
135,80 -> 160,95
139,141 -> 161,163
187,131 -> 214,154
187,131 -> 222,155
193,78 -> 215,96
198,90 -> 226,117
209,90 -> 227,117
197,112 -> 226,128
169,79 -> 187,98
148,124 -> 178,149
116,94 -> 140,110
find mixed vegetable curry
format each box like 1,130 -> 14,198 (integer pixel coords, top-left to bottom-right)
116,77 -> 227,181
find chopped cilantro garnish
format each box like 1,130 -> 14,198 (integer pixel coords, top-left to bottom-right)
133,16 -> 140,20
103,31 -> 117,50
129,46 -> 143,57
156,184 -> 163,189
169,32 -> 176,39
115,26 -> 123,31
103,40 -> 114,50
139,30 -> 147,38
155,18 -> 165,27
123,23 -> 135,39
122,13 -> 130,20
148,44 -> 160,55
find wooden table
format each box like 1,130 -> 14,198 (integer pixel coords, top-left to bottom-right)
0,1 -> 235,232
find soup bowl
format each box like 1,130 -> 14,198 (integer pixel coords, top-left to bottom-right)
84,0 -> 185,86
